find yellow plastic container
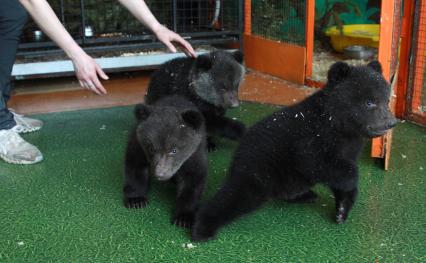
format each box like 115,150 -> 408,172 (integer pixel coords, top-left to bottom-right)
324,24 -> 380,52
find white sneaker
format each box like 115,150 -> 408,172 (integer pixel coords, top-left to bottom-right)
10,110 -> 43,133
0,129 -> 43,164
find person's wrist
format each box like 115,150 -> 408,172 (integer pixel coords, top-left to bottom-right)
65,43 -> 85,61
151,23 -> 164,35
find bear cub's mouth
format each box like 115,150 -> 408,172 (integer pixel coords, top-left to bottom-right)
366,126 -> 393,138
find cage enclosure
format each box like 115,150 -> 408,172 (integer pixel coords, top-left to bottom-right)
13,0 -> 243,79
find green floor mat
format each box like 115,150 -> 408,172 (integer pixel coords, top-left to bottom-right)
0,102 -> 425,262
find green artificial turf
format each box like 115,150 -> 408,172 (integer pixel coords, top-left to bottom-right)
0,102 -> 425,262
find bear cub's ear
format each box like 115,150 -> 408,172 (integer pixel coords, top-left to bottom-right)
327,61 -> 351,85
367,60 -> 382,74
134,103 -> 151,121
232,50 -> 244,64
181,110 -> 203,130
196,54 -> 212,71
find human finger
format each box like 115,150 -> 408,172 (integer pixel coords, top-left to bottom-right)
173,36 -> 196,57
91,76 -> 107,95
95,64 -> 109,80
78,80 -> 86,89
163,40 -> 177,53
86,80 -> 102,95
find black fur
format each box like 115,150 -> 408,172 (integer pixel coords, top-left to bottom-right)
145,50 -> 246,150
123,95 -> 208,228
191,61 -> 397,241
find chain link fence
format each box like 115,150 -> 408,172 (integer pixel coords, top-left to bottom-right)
251,0 -> 306,46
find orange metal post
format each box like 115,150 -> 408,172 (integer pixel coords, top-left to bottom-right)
305,0 -> 315,79
244,0 -> 251,35
396,0 -> 415,118
371,0 -> 395,159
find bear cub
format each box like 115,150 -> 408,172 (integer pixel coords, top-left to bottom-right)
123,95 -> 208,228
145,50 -> 246,150
192,61 -> 397,241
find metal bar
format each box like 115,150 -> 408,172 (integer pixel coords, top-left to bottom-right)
244,0 -> 251,35
18,31 -> 241,51
220,0 -> 224,30
371,0 -> 396,159
60,0 -> 65,25
13,48 -> 238,79
80,0 -> 86,45
17,37 -> 240,58
238,0 -> 244,49
396,0 -> 415,118
305,0 -> 315,79
173,0 -> 177,32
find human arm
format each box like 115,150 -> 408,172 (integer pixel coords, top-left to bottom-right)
117,0 -> 196,57
19,0 -> 109,95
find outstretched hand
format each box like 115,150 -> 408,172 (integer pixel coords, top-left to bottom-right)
71,51 -> 109,95
153,25 -> 197,58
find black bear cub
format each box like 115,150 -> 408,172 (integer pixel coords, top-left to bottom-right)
145,50 -> 246,150
192,61 -> 397,241
123,95 -> 208,228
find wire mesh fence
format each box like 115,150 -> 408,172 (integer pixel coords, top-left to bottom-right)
19,0 -> 242,55
251,0 -> 306,46
408,0 -> 426,119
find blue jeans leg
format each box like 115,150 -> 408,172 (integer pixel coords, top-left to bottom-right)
0,0 -> 28,130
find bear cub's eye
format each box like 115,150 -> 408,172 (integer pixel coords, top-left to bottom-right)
169,148 -> 178,155
365,100 -> 377,109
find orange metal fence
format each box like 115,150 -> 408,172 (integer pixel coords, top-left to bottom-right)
407,0 -> 426,125
243,0 -> 308,84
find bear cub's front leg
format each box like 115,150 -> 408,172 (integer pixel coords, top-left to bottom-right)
123,138 -> 150,209
172,162 -> 206,228
207,115 -> 246,141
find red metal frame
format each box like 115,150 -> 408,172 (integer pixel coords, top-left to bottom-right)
395,0 -> 415,118
305,0 -> 315,79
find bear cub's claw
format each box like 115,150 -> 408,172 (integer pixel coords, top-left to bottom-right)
207,138 -> 217,152
228,120 -> 246,140
172,212 -> 195,228
124,196 -> 149,209
191,224 -> 217,242
335,205 -> 348,224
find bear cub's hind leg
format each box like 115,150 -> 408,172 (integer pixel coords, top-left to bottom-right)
286,190 -> 318,203
332,187 -> 358,224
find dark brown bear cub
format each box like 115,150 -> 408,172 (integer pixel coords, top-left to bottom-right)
123,95 -> 207,228
145,50 -> 246,150
191,61 -> 397,241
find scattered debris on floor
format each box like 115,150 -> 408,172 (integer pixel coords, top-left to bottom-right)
312,52 -> 377,83
182,243 -> 196,249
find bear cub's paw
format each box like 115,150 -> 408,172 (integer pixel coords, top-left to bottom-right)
191,224 -> 217,242
335,205 -> 349,224
225,120 -> 246,140
207,137 -> 217,152
124,196 -> 149,209
172,212 -> 195,228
